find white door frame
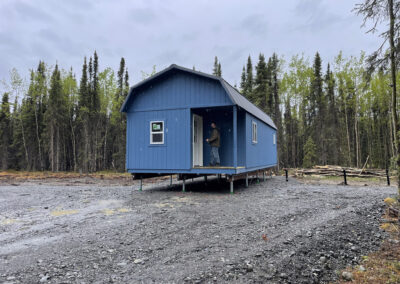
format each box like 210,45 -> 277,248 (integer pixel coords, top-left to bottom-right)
192,114 -> 203,167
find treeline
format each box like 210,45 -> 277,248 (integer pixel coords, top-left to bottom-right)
0,51 -> 129,172
0,51 -> 397,172
235,51 -> 396,169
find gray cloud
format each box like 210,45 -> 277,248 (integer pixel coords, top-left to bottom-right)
12,1 -> 54,23
0,0 -> 380,87
240,14 -> 268,37
131,8 -> 157,24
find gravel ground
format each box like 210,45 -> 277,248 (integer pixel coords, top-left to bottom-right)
0,176 -> 396,283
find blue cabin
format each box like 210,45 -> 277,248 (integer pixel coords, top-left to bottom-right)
121,64 -> 277,188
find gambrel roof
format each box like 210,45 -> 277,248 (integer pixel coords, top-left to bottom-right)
121,64 -> 277,129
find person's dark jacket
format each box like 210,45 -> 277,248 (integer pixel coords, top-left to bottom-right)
208,128 -> 220,147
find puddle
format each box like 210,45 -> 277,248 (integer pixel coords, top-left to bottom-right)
154,203 -> 174,208
117,208 -> 131,213
102,209 -> 115,215
1,218 -> 17,225
170,196 -> 191,203
50,210 -> 79,217
102,208 -> 131,215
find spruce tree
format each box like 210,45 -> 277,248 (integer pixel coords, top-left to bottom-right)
245,56 -> 254,99
240,66 -> 246,93
45,64 -> 67,171
78,57 -> 90,172
253,54 -> 268,107
0,93 -> 12,170
325,64 -> 338,164
20,61 -> 48,170
111,57 -> 129,171
270,53 -> 282,168
303,136 -> 316,168
309,52 -> 325,163
213,56 -> 218,76
212,56 -> 222,77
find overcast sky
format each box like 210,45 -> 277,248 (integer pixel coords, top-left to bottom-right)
0,0 -> 380,89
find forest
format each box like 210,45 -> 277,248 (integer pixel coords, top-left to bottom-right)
0,50 -> 396,172
1,0 -> 398,173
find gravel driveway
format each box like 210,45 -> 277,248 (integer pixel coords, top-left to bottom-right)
0,177 -> 396,283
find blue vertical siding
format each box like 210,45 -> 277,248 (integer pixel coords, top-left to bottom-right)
125,67 -> 277,173
237,109 -> 246,166
245,112 -> 277,169
127,71 -> 233,112
126,109 -> 190,170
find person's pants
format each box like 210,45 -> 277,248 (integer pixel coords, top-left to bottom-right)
210,146 -> 220,165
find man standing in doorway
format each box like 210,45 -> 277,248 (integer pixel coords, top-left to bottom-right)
206,122 -> 220,166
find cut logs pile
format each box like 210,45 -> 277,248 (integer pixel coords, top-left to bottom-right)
293,165 -> 394,178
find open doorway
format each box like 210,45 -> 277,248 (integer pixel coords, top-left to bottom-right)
192,106 -> 234,168
192,114 -> 203,167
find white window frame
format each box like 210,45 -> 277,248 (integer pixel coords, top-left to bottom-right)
150,121 -> 164,145
252,121 -> 258,144
273,134 -> 276,145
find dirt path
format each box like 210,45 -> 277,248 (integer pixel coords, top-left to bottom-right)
0,177 -> 396,283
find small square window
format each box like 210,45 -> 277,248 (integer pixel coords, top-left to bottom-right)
252,121 -> 257,143
150,121 -> 164,144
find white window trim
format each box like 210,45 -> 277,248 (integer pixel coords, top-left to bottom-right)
252,121 -> 258,144
273,134 -> 276,145
150,121 -> 164,145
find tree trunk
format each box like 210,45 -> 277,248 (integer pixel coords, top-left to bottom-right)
70,116 -> 77,172
50,123 -> 54,172
33,101 -> 43,170
344,102 -> 351,166
19,112 -> 29,167
104,116 -> 108,170
388,0 -> 399,192
355,110 -> 360,168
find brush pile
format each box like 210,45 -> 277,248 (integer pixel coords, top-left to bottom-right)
293,165 -> 392,178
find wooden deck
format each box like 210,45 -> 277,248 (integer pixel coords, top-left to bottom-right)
193,166 -> 245,169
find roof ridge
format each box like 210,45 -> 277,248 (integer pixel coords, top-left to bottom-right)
120,64 -> 277,129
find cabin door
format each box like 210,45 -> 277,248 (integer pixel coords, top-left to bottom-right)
192,114 -> 203,167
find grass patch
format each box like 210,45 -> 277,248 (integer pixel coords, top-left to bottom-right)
336,198 -> 400,284
0,170 -> 131,181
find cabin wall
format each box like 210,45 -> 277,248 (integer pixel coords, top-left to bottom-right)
126,71 -> 232,112
237,108 -> 246,167
126,109 -> 190,170
125,70 -> 235,171
245,112 -> 277,169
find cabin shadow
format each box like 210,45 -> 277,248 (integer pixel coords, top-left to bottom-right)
141,175 -> 265,194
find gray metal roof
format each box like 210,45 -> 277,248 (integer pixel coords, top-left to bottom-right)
220,80 -> 277,129
120,64 -> 277,129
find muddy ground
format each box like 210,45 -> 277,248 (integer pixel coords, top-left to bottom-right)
0,176 -> 396,283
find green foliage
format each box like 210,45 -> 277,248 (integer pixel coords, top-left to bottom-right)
302,137 -> 316,168
212,56 -> 222,77
0,93 -> 12,169
1,48 -> 398,173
